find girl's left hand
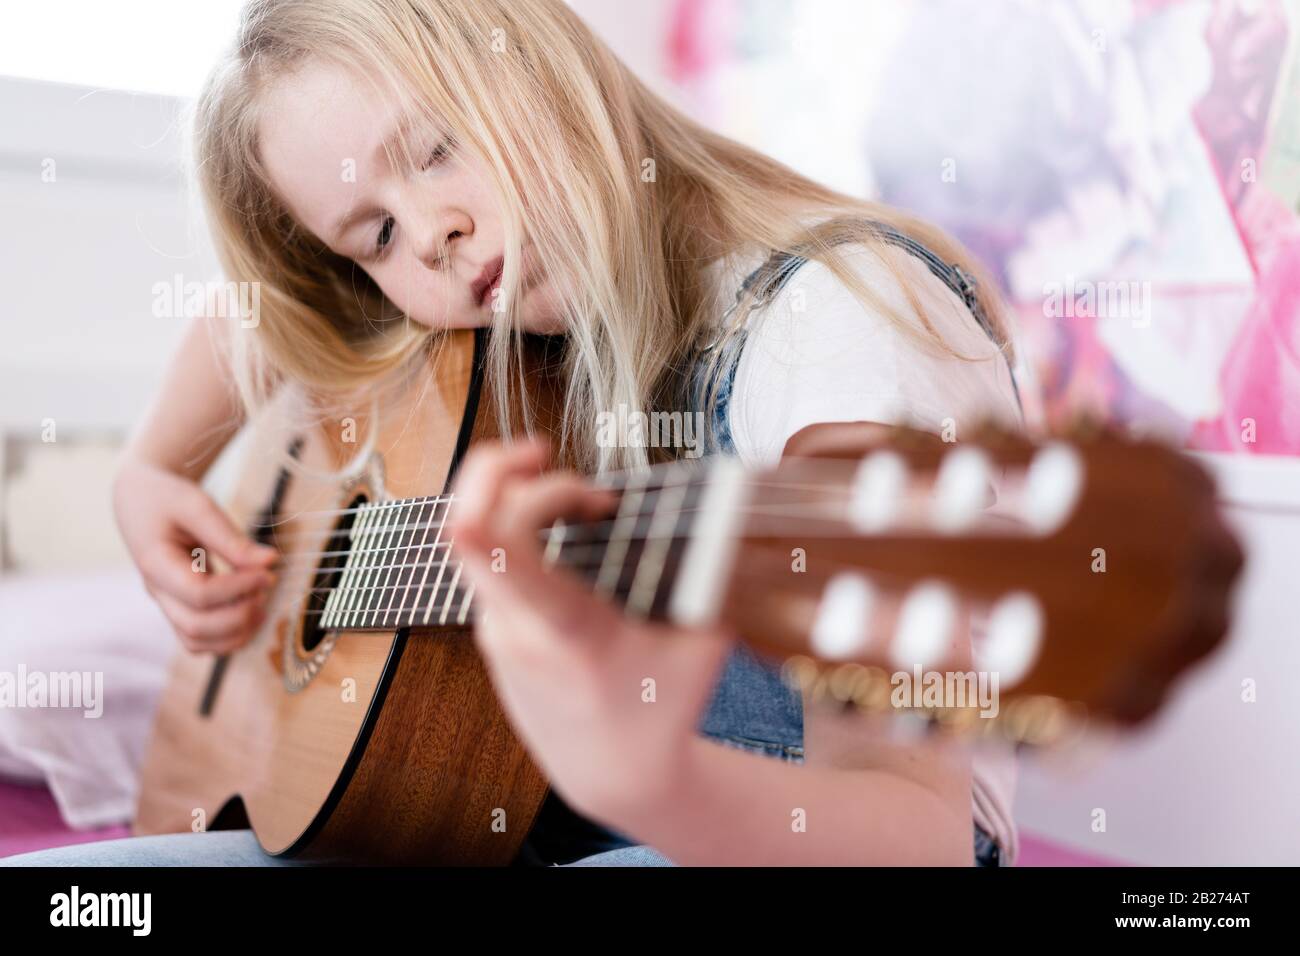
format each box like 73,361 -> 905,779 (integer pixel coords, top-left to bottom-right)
446,438 -> 734,825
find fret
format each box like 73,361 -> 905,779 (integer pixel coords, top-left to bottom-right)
329,502 -> 377,629
395,497 -> 437,626
335,502 -> 369,628
346,501 -> 385,628
542,518 -> 566,565
626,466 -> 692,617
319,507 -> 356,629
411,498 -> 451,626
365,501 -> 407,627
455,581 -> 475,626
667,457 -> 748,627
420,512 -> 455,626
347,501 -> 395,628
595,472 -> 646,597
378,500 -> 420,628
323,509 -> 349,629
380,501 -> 419,625
368,501 -> 403,627
319,459 -> 718,631
438,561 -> 464,625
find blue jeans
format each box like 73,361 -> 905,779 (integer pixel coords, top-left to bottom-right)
0,830 -> 674,867
0,825 -> 1000,866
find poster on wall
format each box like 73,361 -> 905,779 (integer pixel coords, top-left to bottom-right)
668,0 -> 1300,454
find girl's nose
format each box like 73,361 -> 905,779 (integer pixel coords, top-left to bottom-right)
413,208 -> 473,271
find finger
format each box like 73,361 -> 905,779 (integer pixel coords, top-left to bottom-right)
501,473 -> 617,541
457,472 -> 613,565
447,438 -> 551,545
157,591 -> 265,653
178,486 -> 279,569
156,590 -> 258,658
456,471 -> 614,600
461,528 -> 624,650
146,549 -> 274,609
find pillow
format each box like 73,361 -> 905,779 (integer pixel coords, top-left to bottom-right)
0,569 -> 173,828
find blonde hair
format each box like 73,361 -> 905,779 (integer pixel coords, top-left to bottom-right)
194,0 -> 1014,472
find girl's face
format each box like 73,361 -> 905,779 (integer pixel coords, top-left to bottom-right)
258,59 -> 564,333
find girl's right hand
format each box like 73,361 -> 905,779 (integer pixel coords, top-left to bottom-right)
113,459 -> 278,654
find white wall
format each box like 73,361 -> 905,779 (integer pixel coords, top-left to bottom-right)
568,0 -> 679,99
1015,453 -> 1300,865
0,77 -> 220,571
0,78 -> 213,432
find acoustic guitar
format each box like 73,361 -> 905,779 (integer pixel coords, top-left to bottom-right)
134,327 -> 1242,864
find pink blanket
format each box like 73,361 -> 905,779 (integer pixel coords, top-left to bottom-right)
0,781 -> 129,860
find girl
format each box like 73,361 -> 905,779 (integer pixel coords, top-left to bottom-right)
3,0 -> 1021,866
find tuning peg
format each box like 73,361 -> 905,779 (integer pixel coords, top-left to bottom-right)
780,657 -> 895,713
779,655 -> 820,697
1021,442 -> 1084,534
978,591 -> 1043,686
998,695 -> 1081,748
810,573 -> 876,660
890,580 -> 956,670
930,702 -> 986,736
933,446 -> 993,532
849,451 -> 908,532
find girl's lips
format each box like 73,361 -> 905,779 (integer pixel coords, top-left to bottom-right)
482,267 -> 503,307
476,257 -> 505,307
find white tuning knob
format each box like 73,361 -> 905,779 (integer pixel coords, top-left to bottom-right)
849,451 -> 908,532
978,591 -> 1043,685
810,573 -> 875,660
933,446 -> 993,532
1022,443 -> 1084,534
891,580 -> 956,669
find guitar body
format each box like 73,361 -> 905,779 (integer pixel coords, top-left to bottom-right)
135,329 -> 551,864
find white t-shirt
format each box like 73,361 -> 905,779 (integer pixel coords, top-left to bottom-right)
725,244 -> 1022,465
714,241 -> 1023,864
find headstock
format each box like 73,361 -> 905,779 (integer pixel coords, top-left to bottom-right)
706,423 -> 1244,746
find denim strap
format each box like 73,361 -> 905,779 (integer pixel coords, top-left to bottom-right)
704,221 -> 1023,414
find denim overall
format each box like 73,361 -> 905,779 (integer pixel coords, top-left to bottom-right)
517,222 -> 1010,866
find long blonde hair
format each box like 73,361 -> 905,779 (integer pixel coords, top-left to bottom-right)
194,0 -> 1013,472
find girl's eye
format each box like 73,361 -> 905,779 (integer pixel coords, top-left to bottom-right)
421,136 -> 455,170
375,215 -> 395,253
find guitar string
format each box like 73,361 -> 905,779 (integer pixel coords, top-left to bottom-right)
257,497 -> 897,559
238,439 -> 1037,543
237,449 -> 977,529
256,508 -> 984,579
257,540 -> 927,625
240,453 -> 717,525
211,458 -> 1047,623
252,483 -> 966,549
240,491 -> 1018,621
253,474 -> 864,538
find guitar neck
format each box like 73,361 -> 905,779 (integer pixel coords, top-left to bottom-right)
311,458 -> 725,632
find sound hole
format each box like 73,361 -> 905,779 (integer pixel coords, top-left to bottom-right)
301,493 -> 367,652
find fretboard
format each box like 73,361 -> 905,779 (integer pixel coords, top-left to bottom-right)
315,458 -> 730,631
